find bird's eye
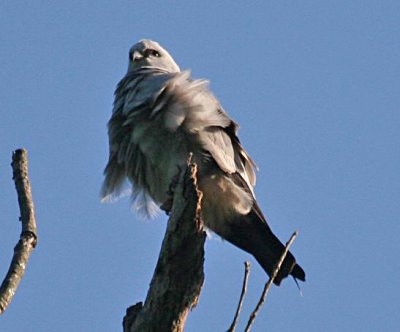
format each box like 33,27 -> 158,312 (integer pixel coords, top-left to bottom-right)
145,49 -> 161,57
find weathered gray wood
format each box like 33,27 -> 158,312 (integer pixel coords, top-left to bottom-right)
124,160 -> 206,332
0,149 -> 38,314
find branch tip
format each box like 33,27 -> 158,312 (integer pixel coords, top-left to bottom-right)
244,231 -> 298,332
227,261 -> 251,332
0,149 -> 38,315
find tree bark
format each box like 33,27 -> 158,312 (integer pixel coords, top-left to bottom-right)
0,149 -> 38,314
124,160 -> 206,332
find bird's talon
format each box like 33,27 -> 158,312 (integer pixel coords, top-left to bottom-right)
160,198 -> 173,215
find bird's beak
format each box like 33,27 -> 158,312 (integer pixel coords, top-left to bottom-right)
132,51 -> 143,62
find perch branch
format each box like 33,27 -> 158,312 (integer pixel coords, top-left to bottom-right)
227,261 -> 251,332
244,231 -> 298,332
0,149 -> 38,315
124,158 -> 206,332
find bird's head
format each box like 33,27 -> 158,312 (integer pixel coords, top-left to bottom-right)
127,39 -> 180,73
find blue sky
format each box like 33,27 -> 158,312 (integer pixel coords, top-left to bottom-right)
1,1 -> 399,331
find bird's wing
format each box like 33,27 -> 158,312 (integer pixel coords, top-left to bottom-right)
102,69 -> 257,216
163,72 -> 257,194
101,70 -> 175,217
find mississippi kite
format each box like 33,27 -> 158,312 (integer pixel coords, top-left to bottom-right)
102,39 -> 305,285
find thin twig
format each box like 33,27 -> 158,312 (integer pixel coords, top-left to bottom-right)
244,231 -> 298,332
0,149 -> 38,315
227,261 -> 251,332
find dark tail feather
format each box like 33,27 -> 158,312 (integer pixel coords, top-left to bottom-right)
291,264 -> 306,282
224,208 -> 306,286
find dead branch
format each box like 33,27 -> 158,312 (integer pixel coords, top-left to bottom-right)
123,160 -> 206,332
244,231 -> 298,332
0,149 -> 38,315
227,261 -> 251,332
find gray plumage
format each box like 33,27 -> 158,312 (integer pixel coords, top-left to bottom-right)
102,39 -> 305,285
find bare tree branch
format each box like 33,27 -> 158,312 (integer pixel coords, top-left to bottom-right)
124,159 -> 206,332
0,149 -> 38,315
227,261 -> 251,332
244,231 -> 298,332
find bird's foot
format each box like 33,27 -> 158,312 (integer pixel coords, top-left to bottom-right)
160,197 -> 173,215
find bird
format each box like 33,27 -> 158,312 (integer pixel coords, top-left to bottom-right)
101,39 -> 305,285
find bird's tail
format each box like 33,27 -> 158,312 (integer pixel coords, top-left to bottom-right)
225,207 -> 306,286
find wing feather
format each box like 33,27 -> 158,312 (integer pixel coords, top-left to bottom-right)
102,68 -> 258,216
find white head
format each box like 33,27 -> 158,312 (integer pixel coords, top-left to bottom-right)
127,39 -> 180,73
